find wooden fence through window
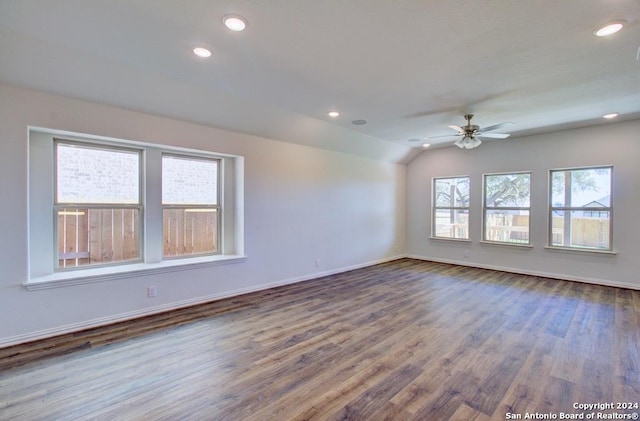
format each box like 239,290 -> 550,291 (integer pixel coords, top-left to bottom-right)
58,208 -> 217,268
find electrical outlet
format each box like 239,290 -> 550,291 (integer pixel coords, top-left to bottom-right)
463,250 -> 470,259
315,258 -> 320,267
147,285 -> 158,298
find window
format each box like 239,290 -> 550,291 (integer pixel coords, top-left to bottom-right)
55,141 -> 142,269
549,166 -> 612,251
432,176 -> 470,239
483,172 -> 531,245
28,128 -> 245,287
162,154 -> 220,258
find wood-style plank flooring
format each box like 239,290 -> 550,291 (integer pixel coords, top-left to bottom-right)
1,259 -> 639,420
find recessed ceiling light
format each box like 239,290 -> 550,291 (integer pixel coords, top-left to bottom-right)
351,119 -> 367,125
594,20 -> 625,37
603,113 -> 619,119
328,111 -> 340,118
223,15 -> 247,31
422,143 -> 431,148
193,47 -> 212,58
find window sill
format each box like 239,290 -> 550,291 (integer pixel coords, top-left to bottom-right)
24,254 -> 247,291
544,246 -> 617,256
429,236 -> 471,243
479,241 -> 533,249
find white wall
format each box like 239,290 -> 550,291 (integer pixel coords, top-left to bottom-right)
0,84 -> 406,346
407,119 -> 640,289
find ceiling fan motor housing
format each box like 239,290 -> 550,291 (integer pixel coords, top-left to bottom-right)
463,114 -> 478,135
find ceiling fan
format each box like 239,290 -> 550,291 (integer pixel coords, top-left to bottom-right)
429,114 -> 513,149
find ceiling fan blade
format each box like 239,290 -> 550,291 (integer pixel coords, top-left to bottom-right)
479,121 -> 513,133
476,133 -> 510,139
427,133 -> 463,139
448,125 -> 465,134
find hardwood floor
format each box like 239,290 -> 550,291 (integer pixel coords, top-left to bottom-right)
1,259 -> 639,420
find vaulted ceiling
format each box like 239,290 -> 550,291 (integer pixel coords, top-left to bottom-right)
1,1 -> 639,163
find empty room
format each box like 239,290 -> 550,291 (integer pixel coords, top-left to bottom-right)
1,1 -> 639,420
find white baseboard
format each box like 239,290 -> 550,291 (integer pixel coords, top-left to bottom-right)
407,254 -> 640,291
0,255 -> 406,348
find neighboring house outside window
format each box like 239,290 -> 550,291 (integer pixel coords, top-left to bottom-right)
580,196 -> 610,219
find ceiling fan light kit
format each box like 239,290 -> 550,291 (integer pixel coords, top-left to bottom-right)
455,135 -> 482,149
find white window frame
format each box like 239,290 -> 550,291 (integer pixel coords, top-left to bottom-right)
54,139 -> 144,270
26,127 -> 245,290
548,165 -> 613,252
161,153 -> 222,259
431,176 -> 470,240
482,171 -> 532,246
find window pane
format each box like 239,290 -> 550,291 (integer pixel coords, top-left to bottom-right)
56,143 -> 139,204
485,173 -> 530,207
434,209 -> 469,239
550,210 -> 610,249
162,155 -> 218,205
434,177 -> 469,207
484,210 -> 529,244
551,167 -> 611,208
57,208 -> 140,268
163,208 -> 218,257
